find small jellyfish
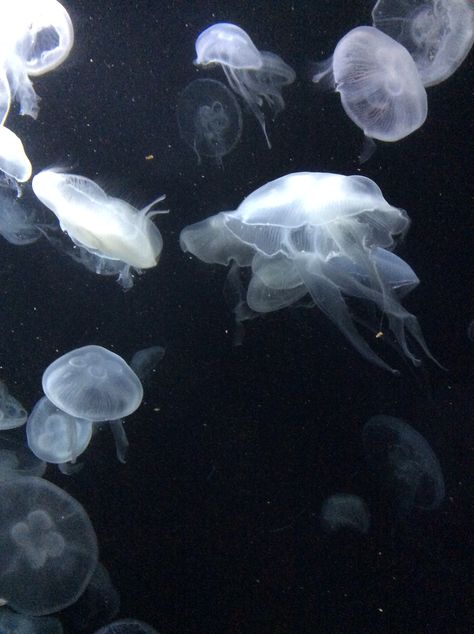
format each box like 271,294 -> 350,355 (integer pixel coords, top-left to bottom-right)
0,381 -> 27,429
0,188 -> 43,244
94,619 -> 159,634
177,78 -> 243,165
0,433 -> 46,480
372,0 -> 474,87
32,169 -> 166,287
194,23 -> 295,147
180,172 -> 436,373
320,494 -> 370,534
130,345 -> 165,384
42,345 -> 143,422
363,415 -> 445,518
0,476 -> 98,615
0,126 -> 32,182
313,26 -> 427,142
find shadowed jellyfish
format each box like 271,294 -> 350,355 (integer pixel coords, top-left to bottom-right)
194,23 -> 295,147
94,620 -> 158,634
130,345 -> 165,384
313,26 -> 427,143
180,171 -> 436,373
0,433 -> 46,480
42,345 -> 143,422
0,126 -> 32,183
0,607 -> 63,633
0,381 -> 27,429
320,493 -> 370,534
0,476 -> 98,615
177,78 -> 242,165
363,415 -> 445,518
372,0 -> 474,87
0,188 -> 43,244
32,169 -> 167,288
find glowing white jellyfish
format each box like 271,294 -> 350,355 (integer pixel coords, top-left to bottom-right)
0,126 -> 32,182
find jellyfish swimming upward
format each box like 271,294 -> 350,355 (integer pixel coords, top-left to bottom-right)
180,172 -> 437,373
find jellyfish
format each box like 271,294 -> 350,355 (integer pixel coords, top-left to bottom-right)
194,23 -> 295,148
0,69 -> 11,125
180,171 -> 437,373
0,188 -> 43,244
0,125 -> 32,182
363,415 -> 445,518
0,381 -> 27,430
372,0 -> 474,87
0,475 -> 98,615
42,345 -> 143,422
130,345 -> 165,384
0,433 -> 46,480
320,494 -> 370,534
177,78 -> 243,165
32,169 -> 167,287
312,26 -> 428,142
26,396 -> 93,465
0,607 -> 64,633
94,620 -> 159,634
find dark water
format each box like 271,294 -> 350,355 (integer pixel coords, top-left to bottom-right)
0,1 -> 473,632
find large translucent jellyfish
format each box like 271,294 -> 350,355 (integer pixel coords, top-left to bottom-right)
94,620 -> 159,634
0,126 -> 32,182
0,381 -> 28,429
0,476 -> 98,615
363,415 -> 445,518
320,494 -> 370,534
194,23 -> 295,148
372,0 -> 474,87
177,78 -> 243,165
312,26 -> 428,142
180,172 -> 436,373
0,433 -> 46,480
42,345 -> 143,421
32,169 -> 166,287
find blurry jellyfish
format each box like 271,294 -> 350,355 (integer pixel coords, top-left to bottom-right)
363,415 -> 445,517
0,476 -> 98,615
177,78 -> 243,165
94,620 -> 159,634
0,381 -> 27,429
320,493 -> 370,534
32,169 -> 166,287
130,345 -> 165,384
180,171 -> 436,373
0,189 -> 43,244
0,126 -> 32,182
0,607 -> 63,633
26,396 -> 93,465
42,345 -> 143,422
468,319 -> 474,342
313,26 -> 427,142
0,70 -> 11,125
0,433 -> 46,480
372,0 -> 474,87
194,23 -> 295,147
108,419 -> 129,464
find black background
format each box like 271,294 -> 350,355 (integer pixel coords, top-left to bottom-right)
0,1 -> 473,632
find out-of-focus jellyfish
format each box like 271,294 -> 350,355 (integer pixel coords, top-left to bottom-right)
32,169 -> 166,288
177,78 -> 243,165
0,475 -> 98,615
313,26 -> 427,142
0,70 -> 11,125
42,345 -> 143,422
363,415 -> 445,518
0,189 -> 43,244
94,619 -> 159,634
130,345 -> 165,384
0,607 -> 64,633
180,171 -> 436,373
194,23 -> 295,148
0,126 -> 32,182
0,433 -> 46,480
26,396 -> 93,465
0,381 -> 27,429
320,493 -> 370,534
468,319 -> 474,342
372,0 -> 474,87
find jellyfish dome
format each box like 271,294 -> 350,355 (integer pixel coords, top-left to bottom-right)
0,476 -> 98,615
180,171 -> 436,373
32,169 -> 166,274
320,494 -> 370,534
0,380 -> 28,429
42,345 -> 143,422
372,0 -> 474,87
313,26 -> 427,142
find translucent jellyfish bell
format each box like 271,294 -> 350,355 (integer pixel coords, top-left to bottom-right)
195,23 -> 263,69
0,476 -> 98,615
0,381 -> 27,430
320,494 -> 370,534
180,172 -> 437,373
32,170 -> 166,276
372,0 -> 474,87
0,126 -> 32,182
0,433 -> 46,480
42,345 -> 143,422
313,26 -> 427,142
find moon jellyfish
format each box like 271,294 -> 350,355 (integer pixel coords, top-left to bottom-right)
180,172 -> 436,373
313,26 -> 427,142
26,396 -> 93,465
0,608 -> 63,633
320,494 -> 370,534
0,381 -> 27,429
42,345 -> 143,422
0,476 -> 98,615
194,23 -> 295,148
0,126 -> 32,182
0,434 -> 46,480
94,620 -> 159,634
372,0 -> 474,87
177,78 -> 242,165
32,169 -> 167,287
363,415 -> 445,518
130,345 -> 165,384
0,189 -> 43,244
